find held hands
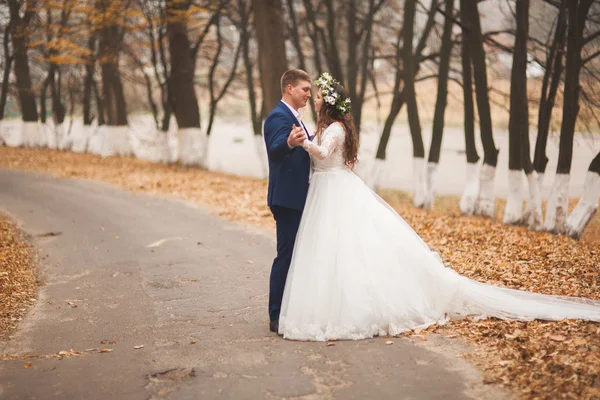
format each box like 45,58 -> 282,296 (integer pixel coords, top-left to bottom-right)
287,124 -> 307,148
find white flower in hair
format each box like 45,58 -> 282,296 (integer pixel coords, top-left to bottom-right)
315,72 -> 352,115
325,95 -> 336,105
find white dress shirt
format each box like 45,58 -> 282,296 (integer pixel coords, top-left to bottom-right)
281,100 -> 310,139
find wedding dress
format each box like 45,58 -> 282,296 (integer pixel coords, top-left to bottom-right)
278,122 -> 600,341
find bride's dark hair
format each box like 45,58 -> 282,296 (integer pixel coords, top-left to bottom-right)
315,82 -> 359,168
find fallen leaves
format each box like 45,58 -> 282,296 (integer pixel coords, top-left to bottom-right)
0,213 -> 37,340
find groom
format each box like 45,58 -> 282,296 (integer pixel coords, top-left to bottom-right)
263,69 -> 312,333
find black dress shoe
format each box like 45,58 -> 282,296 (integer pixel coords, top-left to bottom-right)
269,320 -> 279,333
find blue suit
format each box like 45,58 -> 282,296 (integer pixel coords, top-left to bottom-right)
263,101 -> 310,322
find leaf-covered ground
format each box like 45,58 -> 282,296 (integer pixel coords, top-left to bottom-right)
0,213 -> 37,340
0,146 -> 598,399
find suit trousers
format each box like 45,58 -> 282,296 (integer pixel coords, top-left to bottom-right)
269,205 -> 303,321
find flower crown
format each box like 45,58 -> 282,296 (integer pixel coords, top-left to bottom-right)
315,72 -> 351,115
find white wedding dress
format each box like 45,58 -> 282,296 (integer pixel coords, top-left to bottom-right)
278,122 -> 600,341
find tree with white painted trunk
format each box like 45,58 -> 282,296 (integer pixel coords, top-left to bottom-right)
8,0 -> 40,148
462,0 -> 498,219
458,0 -> 480,216
0,19 -> 13,145
39,1 -> 74,150
403,0 -> 427,208
533,0 -> 566,188
504,0 -> 530,226
369,0 -> 438,192
545,0 -> 594,234
77,21 -> 98,154
206,11 -> 242,138
567,152 -> 600,239
96,0 -> 131,158
167,0 -> 203,166
233,0 -> 267,177
425,0 -> 454,210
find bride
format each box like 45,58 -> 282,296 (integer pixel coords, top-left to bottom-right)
278,72 -> 600,341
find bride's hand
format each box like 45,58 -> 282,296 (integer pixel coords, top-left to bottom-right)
287,125 -> 306,148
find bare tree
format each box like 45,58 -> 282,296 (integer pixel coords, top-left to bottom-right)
206,10 -> 242,137
462,0 -> 498,218
8,0 -> 39,147
0,20 -> 13,122
166,0 -> 203,166
404,0 -> 427,207
425,0 -> 455,210
458,0 -> 480,216
545,0 -> 594,234
533,0 -> 566,184
367,0 -> 438,191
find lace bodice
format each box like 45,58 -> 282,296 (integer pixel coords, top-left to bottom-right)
302,123 -> 349,172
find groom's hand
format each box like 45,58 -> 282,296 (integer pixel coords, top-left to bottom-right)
287,125 -> 306,148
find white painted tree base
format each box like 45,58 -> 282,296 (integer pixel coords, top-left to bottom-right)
254,134 -> 269,179
460,162 -> 480,216
71,125 -> 93,153
132,128 -> 171,163
57,124 -> 71,150
178,127 -> 206,167
544,173 -> 570,234
364,158 -> 385,191
87,127 -> 104,155
523,171 -> 543,231
412,157 -> 427,208
475,163 -> 496,218
537,172 -> 545,190
503,169 -> 524,225
45,123 -> 58,149
100,126 -> 132,157
1,121 -> 23,147
423,162 -> 438,210
23,122 -> 43,148
567,171 -> 600,239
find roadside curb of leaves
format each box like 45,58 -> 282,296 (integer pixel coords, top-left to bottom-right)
0,213 -> 38,341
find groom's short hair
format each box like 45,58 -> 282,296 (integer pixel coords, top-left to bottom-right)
281,69 -> 311,93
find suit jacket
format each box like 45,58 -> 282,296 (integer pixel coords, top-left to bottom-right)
263,101 -> 311,212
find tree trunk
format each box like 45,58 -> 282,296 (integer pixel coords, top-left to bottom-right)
425,0 -> 454,210
545,0 -> 592,234
534,0 -> 566,181
458,0 -> 479,216
404,0 -> 426,208
0,25 -> 12,121
463,0 -> 498,218
567,151 -> 600,239
284,0 -> 317,123
100,32 -> 128,126
253,0 -> 288,113
504,0 -> 530,225
167,0 -> 203,166
9,1 -> 38,123
369,0 -> 436,191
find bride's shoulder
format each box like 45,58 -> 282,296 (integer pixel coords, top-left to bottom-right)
325,122 -> 345,136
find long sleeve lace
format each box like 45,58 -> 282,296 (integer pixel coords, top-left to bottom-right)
302,123 -> 344,160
